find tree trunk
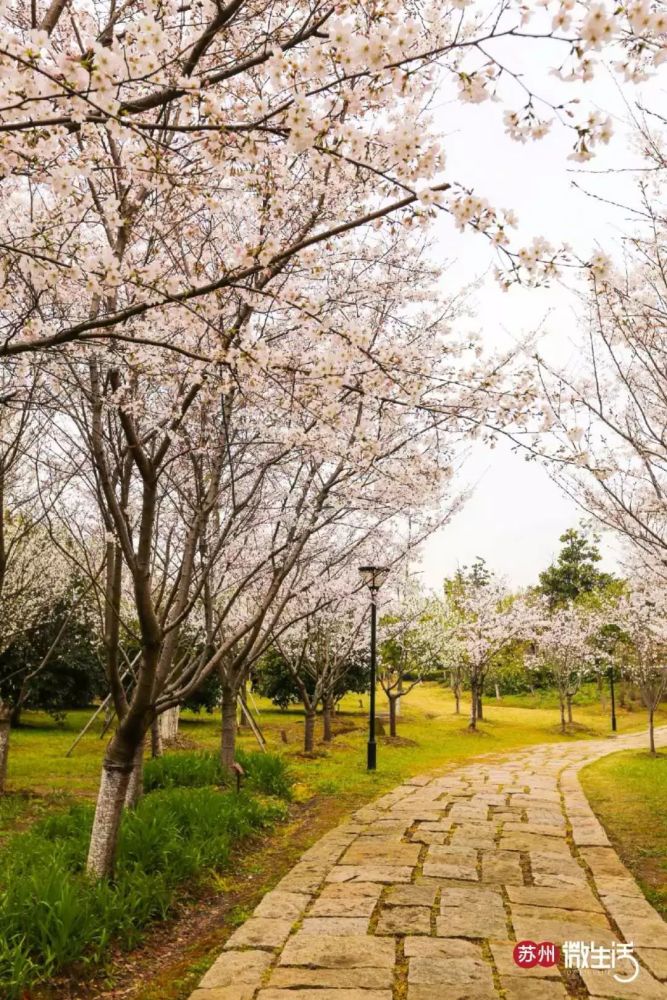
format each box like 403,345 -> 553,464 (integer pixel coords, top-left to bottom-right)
494,683 -> 501,700
159,706 -> 180,743
454,685 -> 461,715
304,709 -> 316,752
322,697 -> 333,742
566,694 -> 573,724
150,717 -> 163,758
9,672 -> 29,729
559,696 -> 566,734
220,683 -> 238,770
124,738 -> 145,808
86,747 -> 135,878
468,684 -> 478,732
476,691 -> 483,721
0,708 -> 10,795
649,705 -> 656,756
389,695 -> 398,737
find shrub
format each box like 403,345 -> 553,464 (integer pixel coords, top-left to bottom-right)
0,786 -> 287,998
144,748 -> 293,800
143,750 -> 220,791
236,748 -> 293,800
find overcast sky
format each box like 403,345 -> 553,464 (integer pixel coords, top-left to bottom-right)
417,40 -> 663,591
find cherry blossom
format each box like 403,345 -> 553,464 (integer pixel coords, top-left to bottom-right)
527,599 -> 600,732
0,0 -> 663,362
444,577 -> 533,730
609,584 -> 667,754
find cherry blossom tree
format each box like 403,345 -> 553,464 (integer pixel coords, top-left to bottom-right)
0,369 -> 73,792
611,585 -> 667,754
526,99 -> 667,574
379,588 -> 445,736
528,600 -> 599,733
0,0 -> 662,363
271,601 -> 367,752
43,236 -> 486,876
446,577 -> 530,730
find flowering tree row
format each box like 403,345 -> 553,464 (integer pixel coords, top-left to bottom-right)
438,568 -> 666,748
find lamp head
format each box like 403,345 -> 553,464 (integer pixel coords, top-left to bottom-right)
358,565 -> 390,592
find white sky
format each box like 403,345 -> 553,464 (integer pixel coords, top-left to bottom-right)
417,40 -> 665,591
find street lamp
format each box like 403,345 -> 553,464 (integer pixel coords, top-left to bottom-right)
608,664 -> 617,733
359,565 -> 390,771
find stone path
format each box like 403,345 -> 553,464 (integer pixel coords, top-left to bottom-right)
190,728 -> 667,1000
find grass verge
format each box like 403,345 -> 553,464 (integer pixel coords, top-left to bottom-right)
580,748 -> 667,919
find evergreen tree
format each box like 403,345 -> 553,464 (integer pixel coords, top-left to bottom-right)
538,528 -> 615,608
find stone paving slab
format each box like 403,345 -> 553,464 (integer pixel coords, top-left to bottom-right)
506,884 -> 603,912
639,949 -> 667,981
257,991 -> 391,1000
279,933 -> 395,968
199,950 -> 273,989
189,725 -> 667,1000
267,969 -> 394,989
191,988 -> 256,1000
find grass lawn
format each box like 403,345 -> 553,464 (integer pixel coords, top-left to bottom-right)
580,748 -> 667,920
4,680 -> 661,827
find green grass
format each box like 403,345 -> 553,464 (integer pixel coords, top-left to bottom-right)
4,682 -> 662,816
580,749 -> 667,919
257,682 -> 664,808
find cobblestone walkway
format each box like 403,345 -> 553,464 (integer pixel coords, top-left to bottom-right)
190,728 -> 667,1000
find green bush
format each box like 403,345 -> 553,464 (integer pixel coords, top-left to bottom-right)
0,786 -> 287,998
143,750 -> 220,791
144,748 -> 293,800
236,748 -> 294,800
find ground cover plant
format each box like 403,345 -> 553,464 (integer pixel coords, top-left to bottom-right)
144,748 -> 293,800
580,749 -> 667,920
0,753 -> 290,999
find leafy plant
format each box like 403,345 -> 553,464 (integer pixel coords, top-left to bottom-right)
143,748 -> 293,800
0,786 -> 287,997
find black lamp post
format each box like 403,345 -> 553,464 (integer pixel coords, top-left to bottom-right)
609,665 -> 617,732
359,565 -> 389,771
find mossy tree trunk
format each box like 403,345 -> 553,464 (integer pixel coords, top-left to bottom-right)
304,709 -> 316,752
86,713 -> 148,878
388,694 -> 398,737
221,681 -> 238,770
